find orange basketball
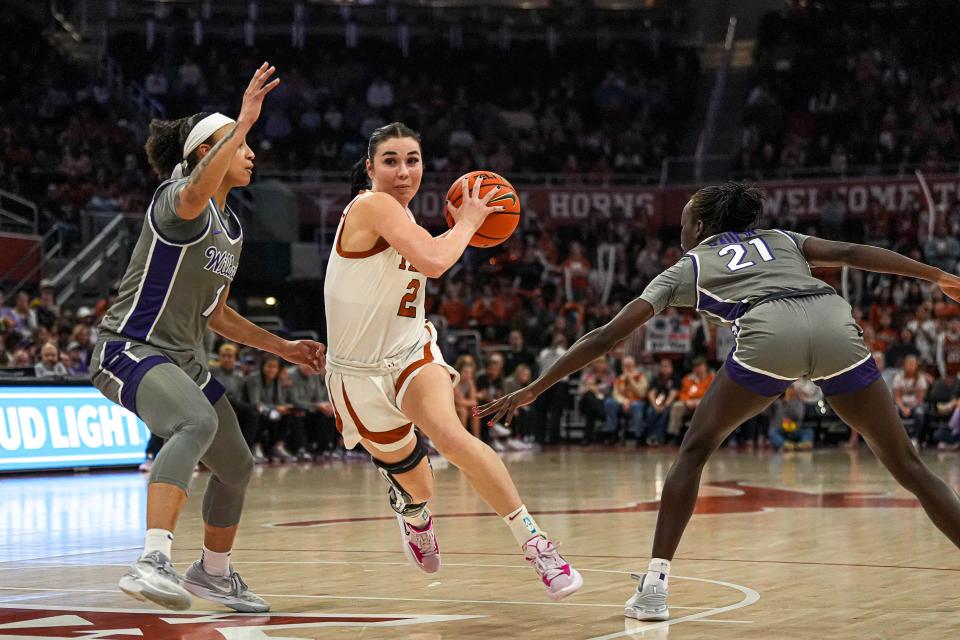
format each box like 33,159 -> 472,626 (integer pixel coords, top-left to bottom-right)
444,170 -> 521,248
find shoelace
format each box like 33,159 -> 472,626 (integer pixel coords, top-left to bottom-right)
142,552 -> 182,581
229,571 -> 249,596
409,528 -> 438,556
527,540 -> 567,578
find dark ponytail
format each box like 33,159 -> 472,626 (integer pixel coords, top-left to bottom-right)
349,121 -> 422,197
690,181 -> 765,234
144,111 -> 212,178
350,157 -> 370,197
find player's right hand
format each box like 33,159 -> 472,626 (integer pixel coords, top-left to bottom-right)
237,62 -> 280,130
446,177 -> 504,229
938,271 -> 960,303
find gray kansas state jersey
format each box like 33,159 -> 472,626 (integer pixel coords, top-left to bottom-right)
640,229 -> 831,324
100,178 -> 243,352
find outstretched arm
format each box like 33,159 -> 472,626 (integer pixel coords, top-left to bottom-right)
208,288 -> 325,371
802,236 -> 960,302
477,298 -> 655,425
176,63 -> 279,220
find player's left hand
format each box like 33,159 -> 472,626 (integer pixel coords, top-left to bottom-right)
283,340 -> 326,373
475,386 -> 539,428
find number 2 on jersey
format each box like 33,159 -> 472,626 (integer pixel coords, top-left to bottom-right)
719,238 -> 774,272
397,279 -> 420,318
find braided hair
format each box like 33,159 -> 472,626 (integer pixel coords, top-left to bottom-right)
349,122 -> 422,197
689,181 -> 765,234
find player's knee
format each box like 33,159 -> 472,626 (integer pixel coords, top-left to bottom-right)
677,434 -> 714,466
888,451 -> 926,492
226,449 -> 255,488
171,403 -> 218,448
193,404 -> 219,443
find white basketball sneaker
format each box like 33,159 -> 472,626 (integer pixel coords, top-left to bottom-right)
625,572 -> 670,620
182,561 -> 270,612
523,535 -> 583,601
118,551 -> 192,611
397,514 -> 442,574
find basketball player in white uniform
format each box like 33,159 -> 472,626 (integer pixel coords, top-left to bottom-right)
323,122 -> 582,600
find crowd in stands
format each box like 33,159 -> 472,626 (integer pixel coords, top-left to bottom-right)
2,2 -> 694,264
3,3 -> 960,463
734,2 -> 960,178
5,175 -> 960,457
0,281 -> 103,378
108,14 -> 698,182
0,7 -> 153,255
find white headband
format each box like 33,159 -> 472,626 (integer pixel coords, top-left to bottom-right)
170,112 -> 237,179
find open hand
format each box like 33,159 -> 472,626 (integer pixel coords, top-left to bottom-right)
237,62 -> 280,129
447,176 -> 505,229
475,386 -> 539,428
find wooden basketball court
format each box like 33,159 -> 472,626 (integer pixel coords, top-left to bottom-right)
1,447 -> 958,639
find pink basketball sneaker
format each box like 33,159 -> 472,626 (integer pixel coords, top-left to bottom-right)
523,535 -> 583,600
397,514 -> 441,574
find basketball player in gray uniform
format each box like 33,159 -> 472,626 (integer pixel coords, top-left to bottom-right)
480,182 -> 960,619
90,63 -> 324,612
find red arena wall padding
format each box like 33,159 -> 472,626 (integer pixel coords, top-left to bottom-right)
291,173 -> 960,230
0,233 -> 42,284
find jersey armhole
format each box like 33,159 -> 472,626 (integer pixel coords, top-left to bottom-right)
336,193 -> 390,259
772,228 -> 806,250
148,181 -> 211,246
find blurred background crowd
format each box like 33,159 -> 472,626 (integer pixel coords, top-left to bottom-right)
2,0 -> 959,465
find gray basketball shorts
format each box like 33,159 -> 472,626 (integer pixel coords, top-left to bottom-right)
89,332 -> 224,417
723,293 -> 880,397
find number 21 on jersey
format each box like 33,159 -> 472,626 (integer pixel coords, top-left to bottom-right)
719,237 -> 775,272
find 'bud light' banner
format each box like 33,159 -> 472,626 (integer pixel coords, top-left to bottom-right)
0,386 -> 149,473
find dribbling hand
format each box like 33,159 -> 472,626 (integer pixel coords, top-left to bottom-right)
237,62 -> 280,131
475,386 -> 539,428
446,177 -> 505,230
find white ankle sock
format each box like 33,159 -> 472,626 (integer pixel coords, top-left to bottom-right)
201,546 -> 232,577
402,505 -> 431,529
645,558 -> 671,589
504,505 -> 543,546
141,529 -> 173,560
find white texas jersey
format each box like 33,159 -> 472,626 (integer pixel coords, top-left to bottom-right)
324,192 -> 426,364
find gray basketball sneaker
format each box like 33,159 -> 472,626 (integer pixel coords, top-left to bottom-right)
183,561 -> 270,613
118,551 -> 192,611
624,572 -> 670,621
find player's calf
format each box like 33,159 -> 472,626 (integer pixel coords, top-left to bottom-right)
373,431 -> 441,573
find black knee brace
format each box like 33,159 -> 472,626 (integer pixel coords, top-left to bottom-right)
372,429 -> 431,517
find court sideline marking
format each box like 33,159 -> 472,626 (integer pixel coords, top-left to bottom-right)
0,562 -> 759,639
583,571 -> 759,640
